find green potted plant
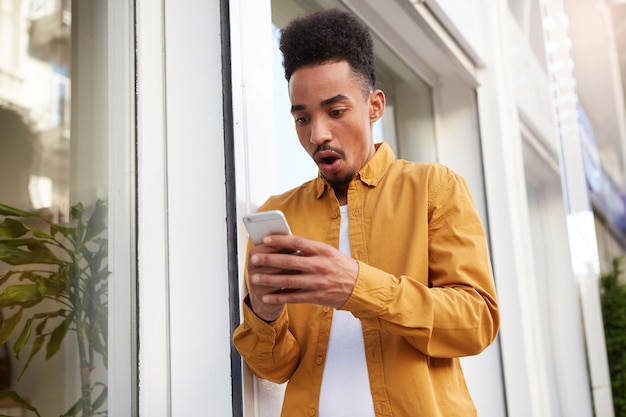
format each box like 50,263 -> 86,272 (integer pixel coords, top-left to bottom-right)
600,256 -> 626,417
0,200 -> 108,417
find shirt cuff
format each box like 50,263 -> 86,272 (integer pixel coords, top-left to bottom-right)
341,261 -> 396,318
242,296 -> 287,338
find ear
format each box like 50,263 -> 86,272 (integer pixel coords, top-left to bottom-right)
369,89 -> 386,123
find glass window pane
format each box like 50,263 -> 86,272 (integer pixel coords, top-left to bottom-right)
376,51 -> 435,163
272,24 -> 318,193
0,1 -> 133,416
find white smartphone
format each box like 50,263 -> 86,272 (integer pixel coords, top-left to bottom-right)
243,210 -> 292,245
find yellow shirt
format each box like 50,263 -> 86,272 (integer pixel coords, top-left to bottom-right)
233,142 -> 499,417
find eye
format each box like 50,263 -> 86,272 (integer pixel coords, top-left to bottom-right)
329,109 -> 346,118
294,115 -> 309,125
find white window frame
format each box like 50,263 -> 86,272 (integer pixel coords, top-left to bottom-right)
136,1 -> 234,417
108,1 -> 136,415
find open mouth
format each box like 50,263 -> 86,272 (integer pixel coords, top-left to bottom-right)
313,146 -> 346,176
314,150 -> 342,175
314,150 -> 341,165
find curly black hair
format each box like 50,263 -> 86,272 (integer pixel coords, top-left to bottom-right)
279,9 -> 376,93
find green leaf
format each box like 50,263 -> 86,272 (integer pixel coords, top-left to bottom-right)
0,204 -> 37,217
0,310 -> 22,344
52,265 -> 70,287
16,270 -> 47,284
89,268 -> 109,288
13,317 -> 34,359
0,390 -> 42,417
0,218 -> 55,241
25,241 -> 61,263
45,318 -> 70,360
33,309 -> 68,335
600,256 -> 626,417
70,202 -> 84,222
92,382 -> 108,411
0,218 -> 29,238
0,244 -> 39,265
79,245 -> 94,267
87,305 -> 108,363
0,285 -> 43,307
17,334 -> 44,380
0,239 -> 63,266
50,223 -> 71,239
84,200 -> 108,242
34,319 -> 47,336
35,276 -> 65,298
30,228 -> 54,240
60,396 -> 82,417
86,242 -> 108,277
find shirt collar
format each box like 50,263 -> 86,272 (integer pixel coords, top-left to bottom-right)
314,142 -> 396,199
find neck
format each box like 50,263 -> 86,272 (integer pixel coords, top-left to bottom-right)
334,188 -> 347,205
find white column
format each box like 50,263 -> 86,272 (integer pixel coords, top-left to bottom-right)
137,0 -> 234,416
136,0 -> 171,416
108,0 -> 135,415
543,0 -> 614,415
476,1 -> 554,416
163,1 -> 233,416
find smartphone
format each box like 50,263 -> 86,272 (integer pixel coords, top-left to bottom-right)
243,210 -> 292,245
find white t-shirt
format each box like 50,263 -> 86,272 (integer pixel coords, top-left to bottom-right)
318,205 -> 376,417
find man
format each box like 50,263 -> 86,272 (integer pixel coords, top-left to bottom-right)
233,8 -> 499,417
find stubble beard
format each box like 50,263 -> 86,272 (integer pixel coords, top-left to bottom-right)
323,169 -> 355,195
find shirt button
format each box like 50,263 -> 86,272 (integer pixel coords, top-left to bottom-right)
322,306 -> 330,312
352,209 -> 359,216
316,356 -> 323,365
308,408 -> 316,416
331,211 -> 338,219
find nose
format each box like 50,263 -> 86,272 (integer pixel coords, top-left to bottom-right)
309,117 -> 331,145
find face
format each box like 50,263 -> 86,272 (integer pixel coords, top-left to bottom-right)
288,61 -> 385,198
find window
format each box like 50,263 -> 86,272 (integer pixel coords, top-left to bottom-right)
0,1 -> 134,416
522,126 -> 595,416
508,0 -> 548,70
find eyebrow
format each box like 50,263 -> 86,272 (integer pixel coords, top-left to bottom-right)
290,94 -> 350,113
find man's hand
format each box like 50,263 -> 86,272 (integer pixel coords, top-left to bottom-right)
247,234 -> 359,322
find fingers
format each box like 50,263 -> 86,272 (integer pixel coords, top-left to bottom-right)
251,270 -> 316,291
261,234 -> 322,255
246,234 -> 358,309
247,241 -> 297,276
249,235 -> 329,272
252,274 -> 348,309
250,251 -> 307,274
